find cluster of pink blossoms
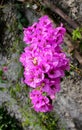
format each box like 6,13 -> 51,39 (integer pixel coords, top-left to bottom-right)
20,15 -> 70,112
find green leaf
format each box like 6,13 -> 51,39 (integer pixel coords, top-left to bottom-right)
0,70 -> 3,76
72,28 -> 81,40
0,87 -> 6,92
18,23 -> 23,30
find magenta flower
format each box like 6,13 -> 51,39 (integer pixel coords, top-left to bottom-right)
20,15 -> 70,112
30,90 -> 53,112
41,78 -> 60,96
2,66 -> 8,72
24,67 -> 44,88
48,68 -> 65,79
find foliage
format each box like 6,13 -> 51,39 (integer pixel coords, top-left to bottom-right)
38,112 -> 59,130
0,70 -> 3,83
15,2 -> 29,31
0,106 -> 23,130
72,28 -> 82,41
72,27 -> 82,54
0,69 -> 7,83
21,105 -> 62,130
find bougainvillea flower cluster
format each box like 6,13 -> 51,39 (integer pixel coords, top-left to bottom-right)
20,15 -> 70,112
